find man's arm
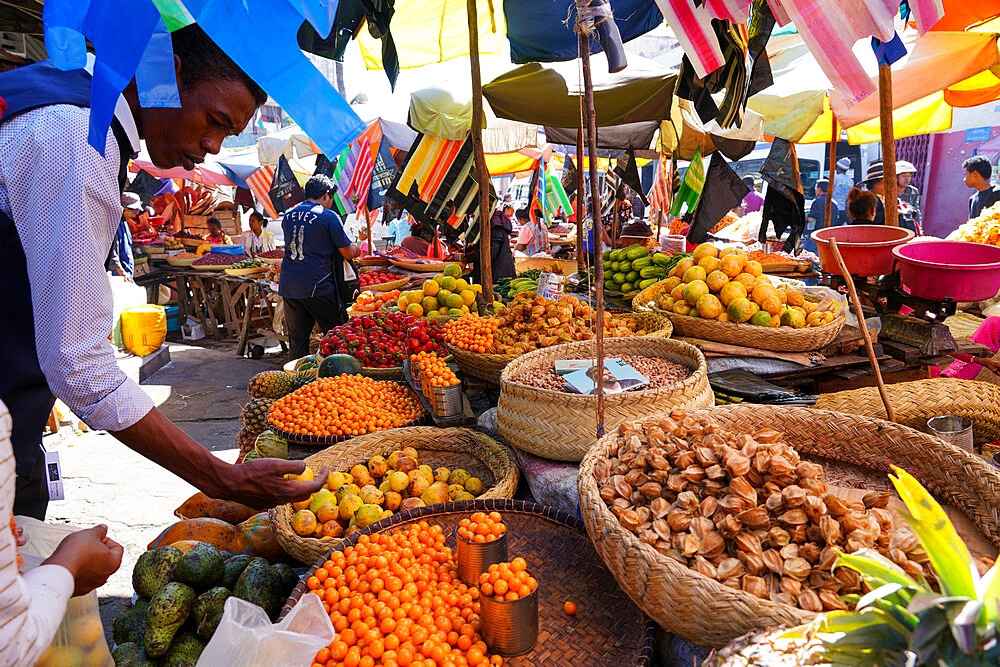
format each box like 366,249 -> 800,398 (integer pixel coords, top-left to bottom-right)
2,107 -> 324,508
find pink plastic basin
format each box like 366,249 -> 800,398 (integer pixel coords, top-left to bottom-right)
892,241 -> 1000,302
811,225 -> 915,277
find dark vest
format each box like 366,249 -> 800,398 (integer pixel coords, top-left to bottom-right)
0,60 -> 133,478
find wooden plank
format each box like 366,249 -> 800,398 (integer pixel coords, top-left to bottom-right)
817,366 -> 931,393
237,287 -> 259,356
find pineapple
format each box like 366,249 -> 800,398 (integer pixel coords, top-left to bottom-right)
247,370 -> 295,399
240,398 -> 273,434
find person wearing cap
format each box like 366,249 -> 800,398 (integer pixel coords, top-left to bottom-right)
863,161 -> 887,227
831,157 -> 854,225
964,155 -> 1000,219
106,192 -> 141,280
896,161 -> 921,233
804,179 -> 840,254
741,175 -> 764,214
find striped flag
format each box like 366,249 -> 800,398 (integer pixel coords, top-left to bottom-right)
648,154 -> 670,217
331,144 -> 354,216
544,159 -> 572,218
246,165 -> 278,219
669,147 -> 705,217
348,135 -> 375,202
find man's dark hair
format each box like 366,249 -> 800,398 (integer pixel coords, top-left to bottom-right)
964,155 -> 993,180
207,216 -> 222,229
815,179 -> 829,193
502,204 -> 514,213
515,208 -> 530,221
742,175 -> 756,189
304,174 -> 335,200
249,211 -> 264,222
171,24 -> 268,108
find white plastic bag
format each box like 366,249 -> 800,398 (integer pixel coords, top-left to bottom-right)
196,595 -> 334,667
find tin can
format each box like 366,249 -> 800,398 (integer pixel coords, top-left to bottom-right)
410,362 -> 422,391
927,415 -> 974,453
432,383 -> 463,418
480,579 -> 539,656
455,526 -> 507,587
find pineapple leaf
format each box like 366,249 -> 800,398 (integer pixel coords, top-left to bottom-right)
950,599 -> 984,655
976,563 -> 1000,624
836,548 -> 917,589
856,582 -> 913,612
909,604 -> 951,650
889,466 -> 978,598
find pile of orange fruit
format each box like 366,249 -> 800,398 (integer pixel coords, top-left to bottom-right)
306,521 -> 506,667
268,375 -> 424,437
477,558 -> 537,603
442,316 -> 497,354
352,290 -> 403,314
412,352 -> 460,387
456,512 -> 506,544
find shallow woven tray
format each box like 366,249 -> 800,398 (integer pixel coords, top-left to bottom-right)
140,244 -> 164,255
178,237 -> 204,249
360,365 -> 405,381
389,258 -> 452,273
447,311 -> 674,385
362,275 -> 409,292
166,256 -> 198,267
578,404 -> 1000,649
268,411 -> 428,447
498,337 -> 713,461
224,266 -> 269,276
191,263 -> 229,271
270,427 -> 519,564
815,377 -> 1000,455
281,499 -> 656,665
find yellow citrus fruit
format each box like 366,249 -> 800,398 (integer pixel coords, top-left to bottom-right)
727,297 -> 755,323
698,256 -> 721,274
683,280 -> 710,306
744,260 -> 763,277
439,275 -> 457,292
421,296 -> 438,314
682,265 -> 708,283
760,295 -> 783,317
672,300 -> 693,315
472,283 -> 483,293
444,262 -> 462,277
396,297 -> 407,311
460,289 -> 476,306
671,257 -> 695,278
438,306 -> 449,316
68,615 -> 103,648
459,304 -> 470,314
696,293 -> 723,319
750,284 -> 779,305
437,288 -> 453,304
286,466 -> 314,482
692,243 -> 719,262
445,293 -> 464,309
671,283 -> 687,301
405,290 -> 423,305
786,291 -> 806,307
719,254 -> 744,278
454,278 -> 470,291
718,281 -> 748,307
422,280 -> 440,296
781,308 -> 807,328
405,302 -> 424,317
749,310 -> 772,327
734,272 -> 758,292
706,270 -> 729,293
663,276 -> 682,293
291,509 -> 318,536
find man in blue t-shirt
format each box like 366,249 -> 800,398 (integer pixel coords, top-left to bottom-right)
279,174 -> 361,358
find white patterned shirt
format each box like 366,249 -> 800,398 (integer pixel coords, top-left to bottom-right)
0,92 -> 154,433
0,400 -> 75,666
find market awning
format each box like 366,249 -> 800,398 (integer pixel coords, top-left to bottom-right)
128,159 -> 235,187
482,54 -> 676,127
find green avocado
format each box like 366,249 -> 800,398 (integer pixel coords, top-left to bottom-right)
112,597 -> 150,646
192,587 -> 230,640
222,554 -> 253,589
173,542 -> 224,591
271,562 -> 300,597
233,557 -> 284,621
111,641 -> 159,666
160,631 -> 206,667
144,582 -> 196,658
133,546 -> 183,599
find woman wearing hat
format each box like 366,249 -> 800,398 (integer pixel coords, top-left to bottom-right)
863,161 -> 919,234
896,161 -> 921,233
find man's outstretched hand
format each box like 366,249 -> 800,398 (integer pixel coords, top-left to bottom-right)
219,458 -> 328,509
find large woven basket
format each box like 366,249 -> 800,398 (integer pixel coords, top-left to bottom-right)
270,427 -> 519,563
360,365 -> 405,381
578,404 -> 1000,648
447,311 -> 674,385
815,378 -> 1000,454
497,337 -> 713,461
281,499 -> 657,666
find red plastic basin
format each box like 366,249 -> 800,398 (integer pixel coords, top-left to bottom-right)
811,225 -> 915,276
892,241 -> 1000,302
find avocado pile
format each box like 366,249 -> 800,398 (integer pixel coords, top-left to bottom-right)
111,543 -> 299,666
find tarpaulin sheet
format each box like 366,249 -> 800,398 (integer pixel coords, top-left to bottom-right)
483,54 -> 676,127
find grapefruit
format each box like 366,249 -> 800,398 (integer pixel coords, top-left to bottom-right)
744,260 -> 763,277
444,263 -> 462,277
421,296 -> 438,314
751,283 -> 779,304
719,254 -> 744,278
682,265 -> 708,283
670,283 -> 687,301
781,308 -> 807,328
672,300 -> 693,316
405,303 -> 424,317
749,311 -> 772,327
786,291 -> 806,307
454,278 -> 470,291
698,256 -> 722,275
439,275 -> 457,292
734,272 -> 758,292
696,293 -> 723,319
706,270 -> 729,293
663,276 -> 682,293
671,257 -> 695,278
445,293 -> 464,309
683,280 -> 710,306
422,279 -> 440,296
692,242 -> 719,261
760,295 -> 783,317
460,289 -> 476,306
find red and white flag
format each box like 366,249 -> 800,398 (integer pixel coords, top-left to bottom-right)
648,154 -> 670,218
246,165 -> 278,219
348,135 -> 375,201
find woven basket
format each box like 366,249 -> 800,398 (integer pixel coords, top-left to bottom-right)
364,276 -> 409,292
281,499 -> 657,665
270,427 -> 519,563
358,256 -> 389,267
447,311 -> 674,385
497,337 -> 713,461
360,365 -> 405,381
268,412 -> 428,447
578,404 -> 1000,648
815,378 -> 1000,454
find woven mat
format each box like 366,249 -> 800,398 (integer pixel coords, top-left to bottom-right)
945,311 -> 986,341
283,500 -> 655,665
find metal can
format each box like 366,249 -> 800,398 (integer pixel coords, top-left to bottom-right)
410,361 -> 422,390
480,578 -> 539,656
927,415 -> 974,453
432,383 -> 463,418
455,526 -> 507,587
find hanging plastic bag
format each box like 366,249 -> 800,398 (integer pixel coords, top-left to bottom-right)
120,304 -> 167,356
196,595 -> 335,667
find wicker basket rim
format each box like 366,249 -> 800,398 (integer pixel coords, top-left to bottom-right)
657,304 -> 846,334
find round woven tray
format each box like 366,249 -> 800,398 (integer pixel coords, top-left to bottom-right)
267,412 -> 429,447
269,427 -> 519,564
362,276 -> 409,292
358,256 -> 390,267
815,377 -> 1000,456
390,258 -> 452,273
497,337 -> 713,461
281,499 -> 656,665
191,263 -> 229,271
578,404 -> 1000,648
447,311 -> 674,385
178,237 -> 204,249
224,266 -> 269,276
360,365 -> 405,381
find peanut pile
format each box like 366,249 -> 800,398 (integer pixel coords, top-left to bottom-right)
594,410 -> 930,613
511,356 -> 691,392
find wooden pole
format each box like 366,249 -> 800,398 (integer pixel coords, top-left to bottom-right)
825,114 -> 838,228
878,64 -> 899,227
576,126 -> 586,271
364,206 -> 374,257
580,31 -> 607,433
829,238 -> 895,421
468,0 -> 494,297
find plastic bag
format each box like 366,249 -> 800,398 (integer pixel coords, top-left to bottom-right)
110,275 -> 147,349
121,304 -> 167,356
196,595 -> 335,667
17,519 -> 114,667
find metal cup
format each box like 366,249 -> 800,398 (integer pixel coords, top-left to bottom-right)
432,383 -> 463,418
480,578 -> 539,656
455,526 -> 507,587
927,415 -> 974,452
